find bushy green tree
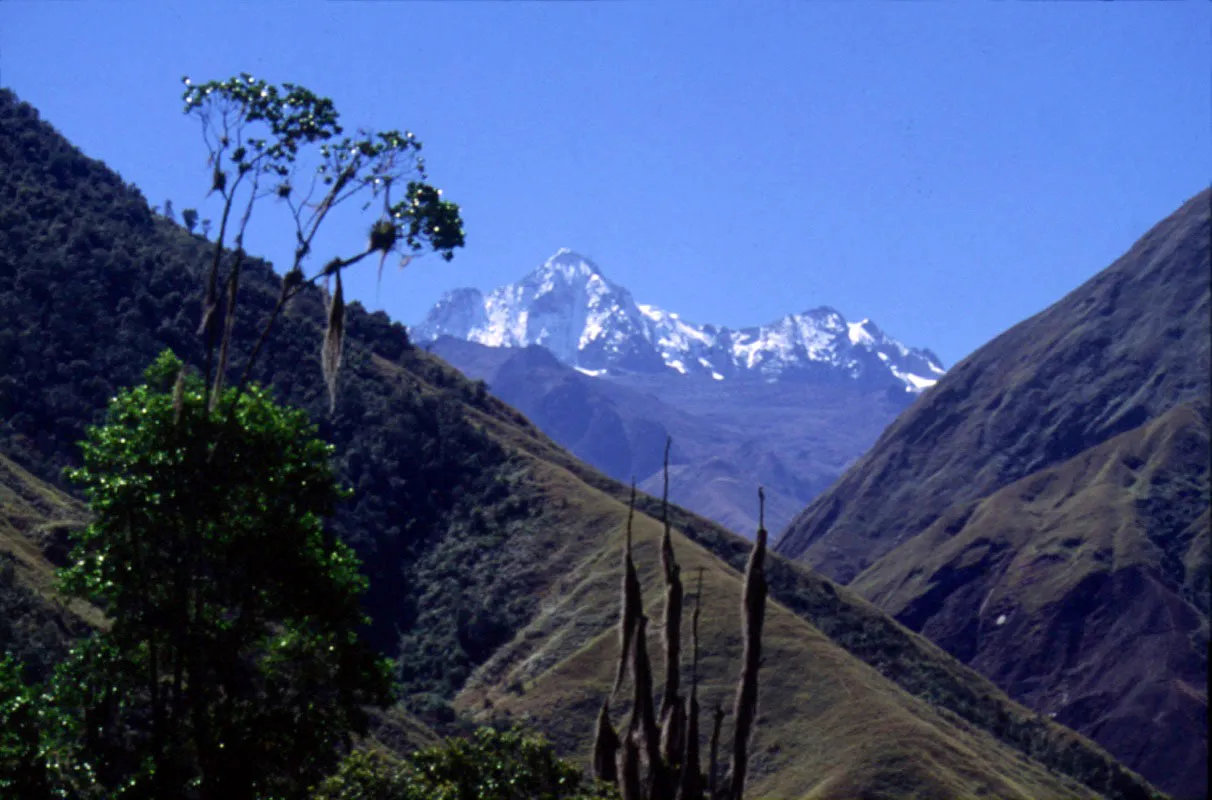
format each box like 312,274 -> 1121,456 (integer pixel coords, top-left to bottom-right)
314,727 -> 618,800
1,73 -> 470,799
0,654 -> 51,798
57,351 -> 393,799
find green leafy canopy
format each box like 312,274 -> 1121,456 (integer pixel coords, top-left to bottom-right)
55,351 -> 392,798
314,726 -> 618,800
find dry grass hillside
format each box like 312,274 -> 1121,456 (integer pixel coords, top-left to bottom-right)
852,401 -> 1209,798
774,189 -> 1210,798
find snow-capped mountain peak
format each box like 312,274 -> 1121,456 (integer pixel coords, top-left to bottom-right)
538,247 -> 605,281
414,250 -> 946,392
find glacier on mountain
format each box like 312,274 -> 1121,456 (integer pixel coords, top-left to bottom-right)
414,248 -> 945,392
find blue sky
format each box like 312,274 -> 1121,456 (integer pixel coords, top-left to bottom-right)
3,2 -> 1208,366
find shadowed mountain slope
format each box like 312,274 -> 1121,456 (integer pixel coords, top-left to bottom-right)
852,400 -> 1209,799
778,190 -> 1211,582
777,189 -> 1211,798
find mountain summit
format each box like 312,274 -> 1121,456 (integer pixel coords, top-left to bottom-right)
415,249 -> 945,392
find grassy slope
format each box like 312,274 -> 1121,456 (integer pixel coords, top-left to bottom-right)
451,465 -> 1095,800
852,400 -> 1209,798
376,356 -> 1160,800
0,453 -> 99,624
776,189 -> 1211,584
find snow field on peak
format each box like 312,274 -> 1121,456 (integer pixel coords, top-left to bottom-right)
416,250 -> 946,392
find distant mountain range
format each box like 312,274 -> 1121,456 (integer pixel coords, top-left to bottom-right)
416,248 -> 945,392
417,250 -> 944,536
777,189 -> 1211,799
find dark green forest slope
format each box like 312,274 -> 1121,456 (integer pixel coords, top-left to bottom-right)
0,87 -> 1165,798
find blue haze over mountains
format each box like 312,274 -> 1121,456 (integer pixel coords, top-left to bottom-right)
415,249 -> 944,536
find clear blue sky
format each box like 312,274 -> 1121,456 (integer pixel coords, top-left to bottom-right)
3,2 -> 1208,366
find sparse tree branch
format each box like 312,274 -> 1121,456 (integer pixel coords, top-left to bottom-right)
180,73 -> 465,417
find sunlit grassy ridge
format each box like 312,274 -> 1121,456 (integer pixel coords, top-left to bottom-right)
0,454 -> 99,626
445,457 -> 1094,799
372,355 -> 1157,799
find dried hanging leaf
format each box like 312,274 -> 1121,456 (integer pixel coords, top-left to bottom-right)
660,700 -> 686,782
593,700 -> 621,784
708,704 -> 725,800
614,482 -> 643,697
630,615 -> 663,795
368,218 -> 399,291
618,734 -> 641,800
728,487 -> 768,800
660,437 -> 683,722
678,692 -> 703,800
197,294 -> 218,337
197,252 -> 221,337
321,269 -> 345,411
679,568 -> 706,800
210,256 -> 242,409
172,366 -> 187,425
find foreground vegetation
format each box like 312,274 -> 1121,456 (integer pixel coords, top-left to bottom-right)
317,727 -> 617,800
2,73 -> 466,798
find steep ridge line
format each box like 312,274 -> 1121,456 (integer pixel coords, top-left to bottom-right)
775,187 -> 1210,798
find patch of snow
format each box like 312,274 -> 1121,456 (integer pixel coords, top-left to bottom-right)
579,314 -> 605,348
848,320 -> 875,346
903,373 -> 938,390
575,366 -> 606,377
667,359 -> 687,375
890,365 -> 939,392
711,371 -> 724,381
637,303 -> 663,322
995,614 -> 1007,626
